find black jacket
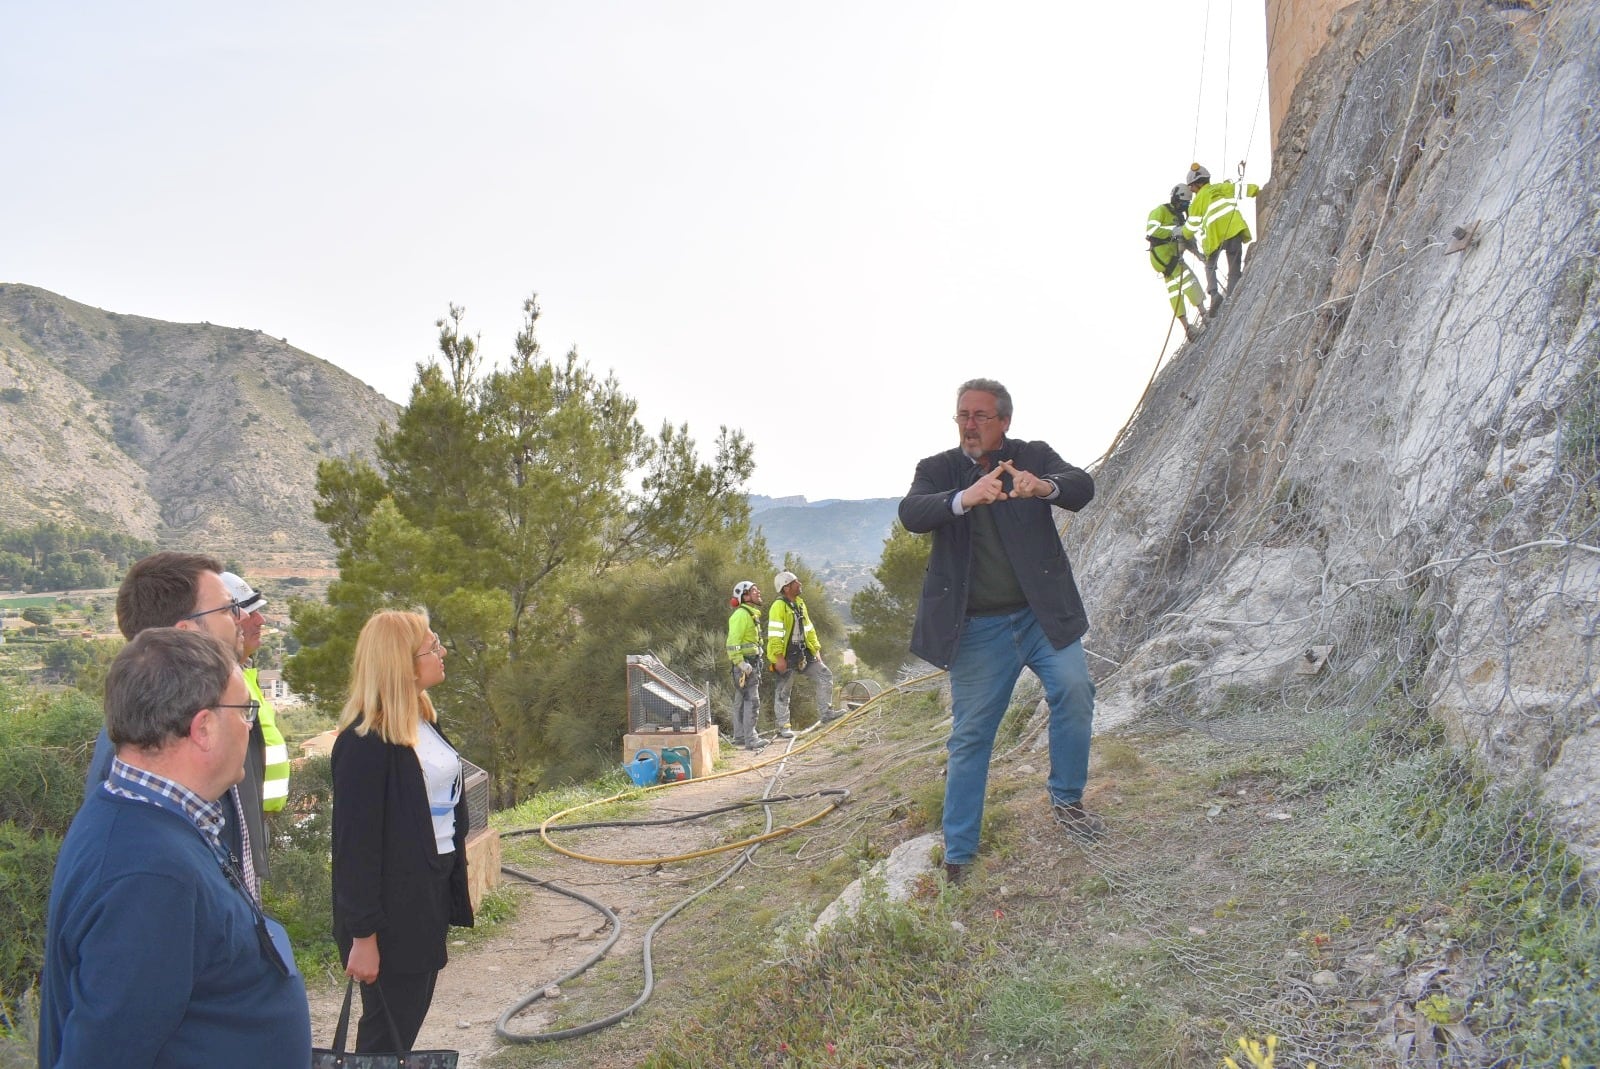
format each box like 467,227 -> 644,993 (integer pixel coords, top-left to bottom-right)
898,437 -> 1093,669
331,723 -> 474,975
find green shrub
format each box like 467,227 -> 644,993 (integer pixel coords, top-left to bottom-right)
262,755 -> 336,972
0,688 -> 100,837
0,823 -> 59,1017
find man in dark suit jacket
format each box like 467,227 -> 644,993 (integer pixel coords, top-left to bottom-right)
899,377 -> 1103,883
83,551 -> 269,895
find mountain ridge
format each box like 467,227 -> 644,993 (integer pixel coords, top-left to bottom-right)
0,283 -> 398,570
0,287 -> 901,588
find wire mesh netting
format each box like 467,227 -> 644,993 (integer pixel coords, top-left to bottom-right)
1055,1 -> 1600,1064
626,653 -> 710,734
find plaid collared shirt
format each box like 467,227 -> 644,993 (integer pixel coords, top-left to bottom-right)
105,757 -> 259,902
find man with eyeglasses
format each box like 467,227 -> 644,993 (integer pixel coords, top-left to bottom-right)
40,628 -> 312,1068
900,378 -> 1102,885
84,552 -> 270,897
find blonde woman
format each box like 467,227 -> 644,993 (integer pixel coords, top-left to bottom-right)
332,611 -> 474,1052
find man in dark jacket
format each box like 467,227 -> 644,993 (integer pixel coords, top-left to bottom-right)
899,378 -> 1102,883
83,551 -> 269,896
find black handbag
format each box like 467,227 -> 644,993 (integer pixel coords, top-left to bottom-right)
312,978 -> 459,1069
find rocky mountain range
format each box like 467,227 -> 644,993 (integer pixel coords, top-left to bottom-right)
0,288 -> 903,589
0,284 -> 397,573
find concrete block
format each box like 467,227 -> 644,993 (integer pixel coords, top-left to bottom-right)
465,827 -> 501,913
622,725 -> 719,780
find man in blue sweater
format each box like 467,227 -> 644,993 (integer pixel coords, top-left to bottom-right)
40,629 -> 311,1068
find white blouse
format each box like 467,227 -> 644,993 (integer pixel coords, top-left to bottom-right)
414,721 -> 462,854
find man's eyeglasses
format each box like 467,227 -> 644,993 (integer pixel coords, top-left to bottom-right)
415,640 -> 445,660
183,599 -> 242,622
953,412 -> 1000,425
213,700 -> 261,724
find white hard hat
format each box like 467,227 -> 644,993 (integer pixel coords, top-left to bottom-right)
219,571 -> 266,611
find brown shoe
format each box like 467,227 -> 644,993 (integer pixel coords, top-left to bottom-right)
943,862 -> 968,885
1053,803 -> 1106,842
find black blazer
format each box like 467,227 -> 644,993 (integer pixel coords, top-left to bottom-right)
331,722 -> 474,975
899,437 -> 1094,669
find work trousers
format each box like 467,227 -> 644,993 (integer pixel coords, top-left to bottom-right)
942,610 -> 1095,866
1203,235 -> 1246,300
772,656 -> 833,729
730,661 -> 761,745
1163,263 -> 1205,319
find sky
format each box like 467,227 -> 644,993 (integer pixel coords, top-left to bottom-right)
2,2 -> 1272,502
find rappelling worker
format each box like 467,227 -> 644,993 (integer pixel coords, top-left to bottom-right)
1183,162 -> 1260,314
1146,184 -> 1205,340
726,580 -> 768,751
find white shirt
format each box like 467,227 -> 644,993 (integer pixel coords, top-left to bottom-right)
414,721 -> 461,854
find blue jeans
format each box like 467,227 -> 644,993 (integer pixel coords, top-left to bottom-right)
942,610 -> 1095,866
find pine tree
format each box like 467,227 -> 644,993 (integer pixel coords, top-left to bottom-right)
849,521 -> 930,674
288,298 -> 754,803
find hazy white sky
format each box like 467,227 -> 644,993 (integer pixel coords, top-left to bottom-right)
3,2 -> 1271,502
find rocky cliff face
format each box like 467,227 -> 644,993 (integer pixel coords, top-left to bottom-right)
1070,0 -> 1600,861
0,284 -> 397,568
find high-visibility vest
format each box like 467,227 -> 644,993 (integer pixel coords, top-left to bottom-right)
727,603 -> 763,664
1145,203 -> 1187,276
1184,179 -> 1260,255
245,667 -> 290,812
766,596 -> 821,665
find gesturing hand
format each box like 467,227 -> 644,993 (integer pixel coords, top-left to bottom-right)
960,464 -> 1010,509
961,460 -> 1055,508
997,459 -> 1055,499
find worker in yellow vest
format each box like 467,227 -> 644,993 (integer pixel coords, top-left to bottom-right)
1146,184 -> 1205,340
1183,162 -> 1260,314
725,580 -> 769,751
221,573 -> 290,813
766,571 -> 844,737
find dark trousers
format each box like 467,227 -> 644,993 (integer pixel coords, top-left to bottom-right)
1204,235 -> 1246,298
356,969 -> 439,1053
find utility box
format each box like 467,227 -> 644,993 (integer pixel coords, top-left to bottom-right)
463,758 -> 490,833
460,757 -> 499,910
626,654 -> 709,733
623,653 -> 717,778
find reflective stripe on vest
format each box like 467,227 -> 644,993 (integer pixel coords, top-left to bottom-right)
245,668 -> 291,812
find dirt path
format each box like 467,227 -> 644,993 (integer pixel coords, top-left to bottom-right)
305,742 -> 822,1067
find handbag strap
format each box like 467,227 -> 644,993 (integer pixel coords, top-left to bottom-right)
331,977 -> 410,1055
331,978 -> 355,1052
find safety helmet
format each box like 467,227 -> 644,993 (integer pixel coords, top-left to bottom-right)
1185,163 -> 1210,186
732,580 -> 757,600
1170,184 -> 1192,208
220,571 -> 267,612
773,570 -> 800,593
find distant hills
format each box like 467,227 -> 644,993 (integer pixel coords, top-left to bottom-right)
748,495 -> 900,610
0,285 -> 901,596
0,284 -> 396,572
